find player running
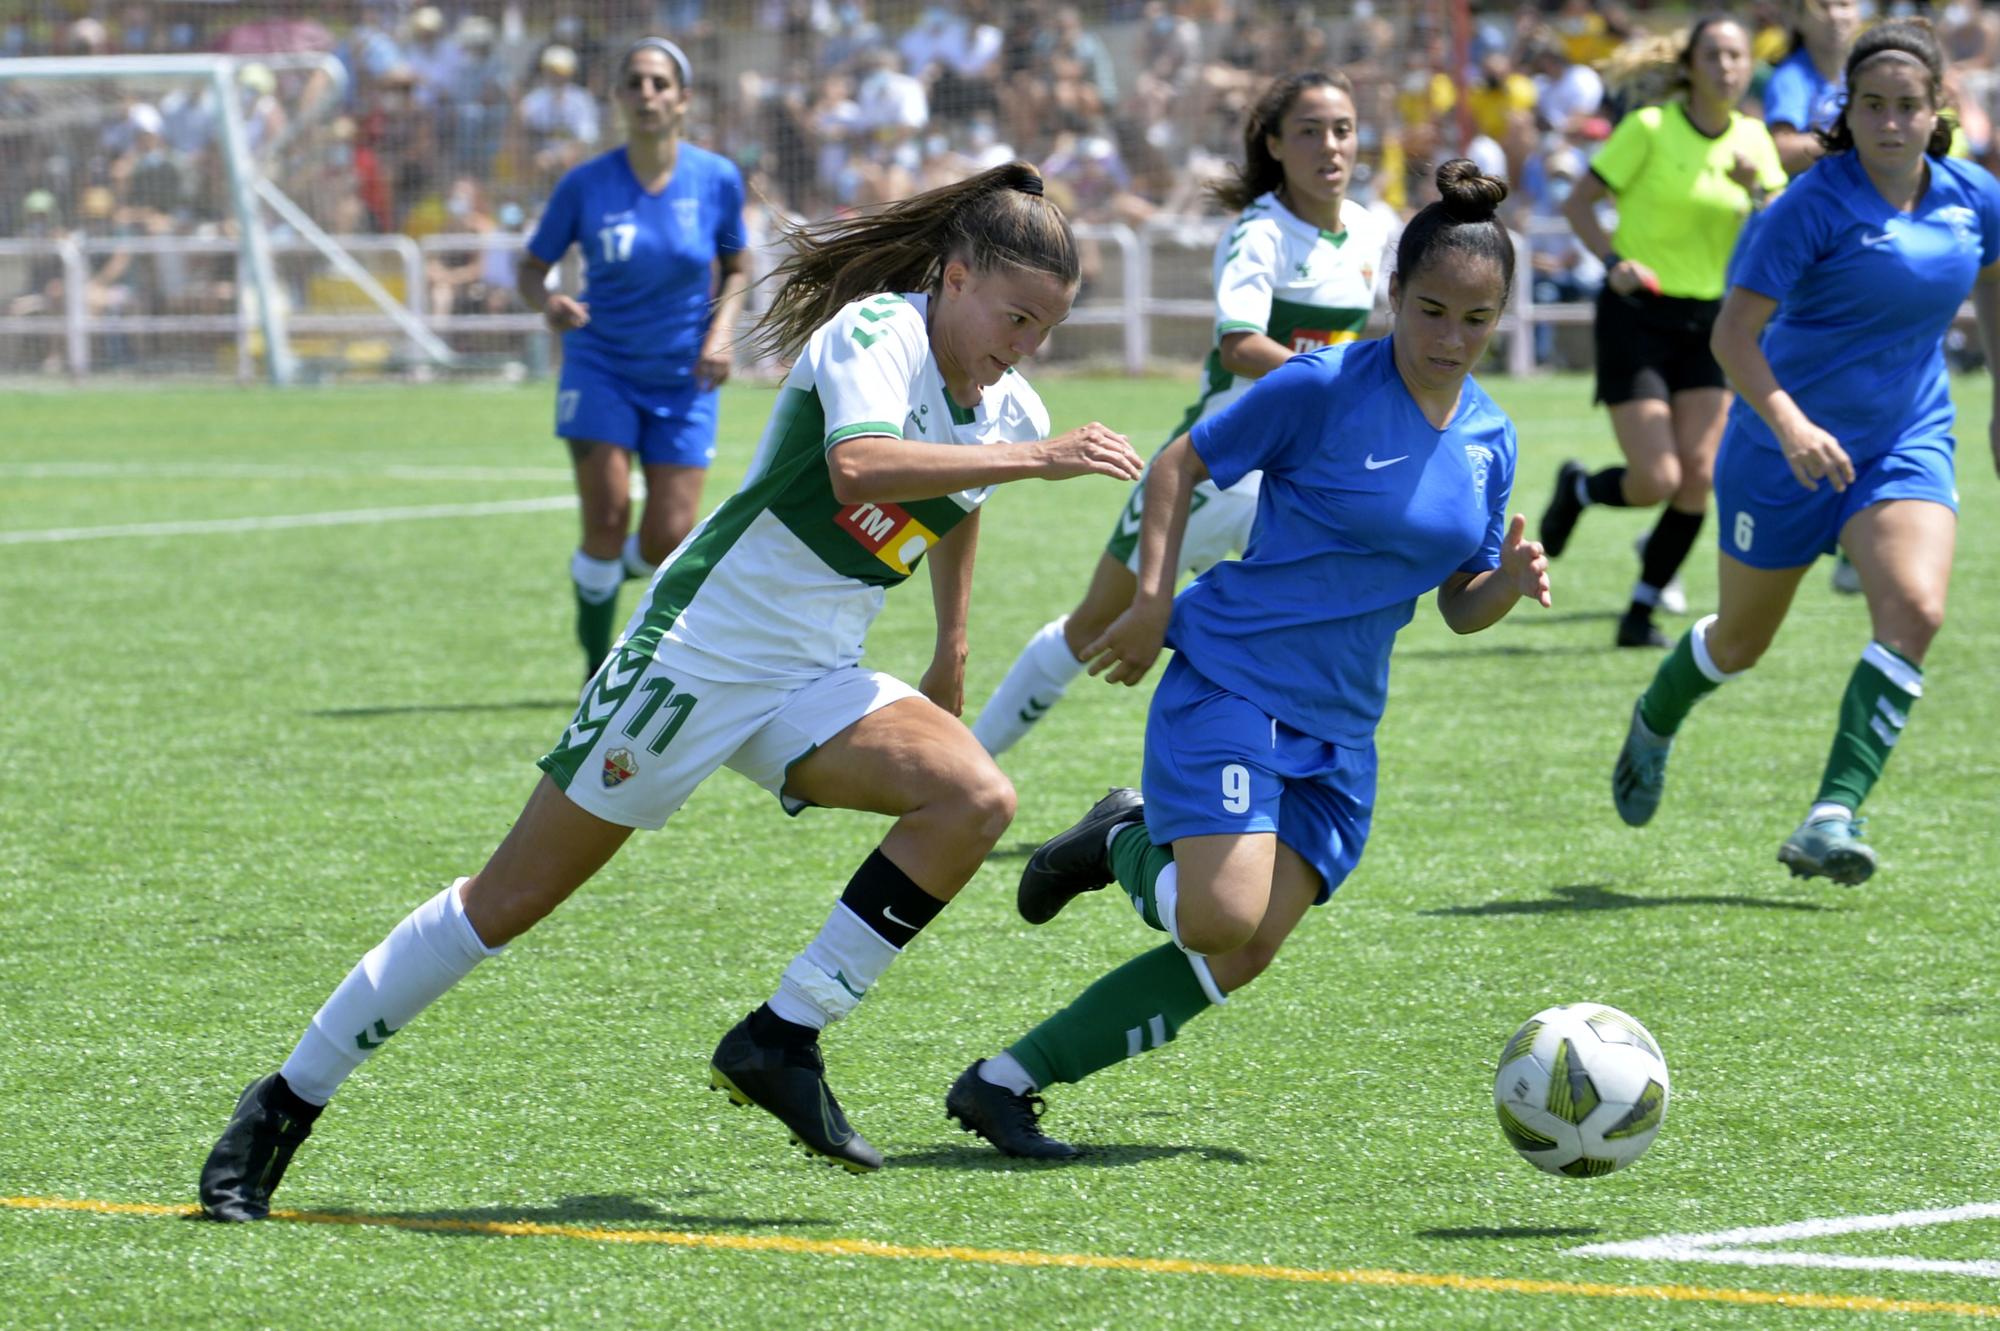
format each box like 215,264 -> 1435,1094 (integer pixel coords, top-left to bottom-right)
945,162 -> 1551,1158
971,71 -> 1390,756
516,38 -> 752,678
1612,19 -> 2000,884
196,162 -> 1145,1217
1538,18 -> 1786,647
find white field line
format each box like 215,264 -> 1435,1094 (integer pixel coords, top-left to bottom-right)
0,461 -> 575,483
0,496 -> 579,545
1569,1201 -> 2000,1280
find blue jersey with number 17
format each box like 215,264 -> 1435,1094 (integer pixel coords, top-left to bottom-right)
528,144 -> 747,389
1174,336 -> 1516,747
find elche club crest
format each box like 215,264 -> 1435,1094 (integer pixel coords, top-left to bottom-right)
602,747 -> 638,788
1465,444 -> 1494,493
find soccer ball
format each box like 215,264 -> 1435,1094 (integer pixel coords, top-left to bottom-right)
1493,1003 -> 1669,1178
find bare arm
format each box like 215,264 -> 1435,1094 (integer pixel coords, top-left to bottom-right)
1435,514 -> 1551,633
1710,286 -> 1853,491
1975,259 -> 2000,477
918,510 -> 978,715
516,251 -> 588,331
1562,170 -> 1657,296
1771,125 -> 1823,177
1081,432 -> 1207,686
697,247 -> 753,390
826,424 -> 1141,505
1217,328 -> 1295,379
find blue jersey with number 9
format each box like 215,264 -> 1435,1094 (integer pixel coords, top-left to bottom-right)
528,144 -> 747,389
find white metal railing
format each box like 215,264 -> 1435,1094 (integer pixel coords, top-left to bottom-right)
34,214 -> 1977,381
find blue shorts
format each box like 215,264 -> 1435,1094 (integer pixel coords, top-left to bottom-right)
1714,429 -> 1958,569
555,357 -> 719,468
1140,654 -> 1375,904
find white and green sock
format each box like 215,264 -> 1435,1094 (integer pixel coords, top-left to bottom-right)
1815,640 -> 1922,814
620,533 -> 655,580
571,549 -> 623,671
971,616 -> 1085,756
277,880 -> 504,1105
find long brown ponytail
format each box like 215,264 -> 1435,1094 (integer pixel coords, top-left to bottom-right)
750,162 -> 1078,359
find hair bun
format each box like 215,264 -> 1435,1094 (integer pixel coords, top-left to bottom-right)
1434,158 -> 1508,223
998,160 -> 1045,197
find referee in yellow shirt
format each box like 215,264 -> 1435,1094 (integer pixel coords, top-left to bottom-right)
1539,16 -> 1786,647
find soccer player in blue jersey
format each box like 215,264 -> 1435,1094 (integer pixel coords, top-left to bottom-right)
1766,0 -> 1863,175
944,162 -> 1553,1158
195,163 -> 1147,1216
1613,19 -> 2000,885
970,71 -> 1390,757
517,38 -> 753,677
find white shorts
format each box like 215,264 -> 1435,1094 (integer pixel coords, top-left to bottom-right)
538,649 -> 921,830
1105,470 -> 1261,576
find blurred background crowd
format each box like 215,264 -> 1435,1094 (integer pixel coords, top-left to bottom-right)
5,0 -> 2000,372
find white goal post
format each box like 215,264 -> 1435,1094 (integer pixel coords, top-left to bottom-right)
0,51 -> 455,384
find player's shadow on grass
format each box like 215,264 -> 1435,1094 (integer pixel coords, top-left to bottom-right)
352,1193 -> 835,1231
1417,1225 -> 1601,1240
309,699 -> 573,719
985,842 -> 1040,862
1423,882 -> 1835,916
890,1143 -> 1252,1170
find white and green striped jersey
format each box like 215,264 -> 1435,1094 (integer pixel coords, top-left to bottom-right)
1166,193 -> 1391,445
618,291 -> 1050,685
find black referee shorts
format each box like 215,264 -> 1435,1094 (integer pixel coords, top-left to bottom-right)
1593,287 -> 1726,406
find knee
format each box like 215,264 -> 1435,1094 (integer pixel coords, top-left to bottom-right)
1207,935 -> 1283,993
1881,597 -> 1945,660
1705,620 -> 1771,674
1177,902 -> 1261,959
1625,454 -> 1680,507
948,765 -> 1016,850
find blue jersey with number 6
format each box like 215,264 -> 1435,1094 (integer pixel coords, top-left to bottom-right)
1728,151 -> 2000,463
528,144 -> 747,389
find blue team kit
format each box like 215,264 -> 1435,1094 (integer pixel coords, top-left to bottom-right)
528,144 -> 747,464
1718,152 -> 2000,566
1142,338 -> 1518,896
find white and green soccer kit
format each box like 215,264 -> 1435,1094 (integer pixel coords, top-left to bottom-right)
541,291 -> 1051,827
1106,193 -> 1390,571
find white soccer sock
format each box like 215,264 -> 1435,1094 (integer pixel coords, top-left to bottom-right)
1808,801 -> 1854,825
977,1051 -> 1038,1095
620,533 -> 656,580
277,880 -> 504,1105
971,616 -> 1086,756
767,903 -> 900,1030
570,549 -> 623,605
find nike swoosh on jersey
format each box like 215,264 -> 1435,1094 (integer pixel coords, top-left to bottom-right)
1364,453 -> 1410,470
1860,232 -> 1896,248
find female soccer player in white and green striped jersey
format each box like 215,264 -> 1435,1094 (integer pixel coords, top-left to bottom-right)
972,71 -> 1391,756
196,162 -> 1145,1216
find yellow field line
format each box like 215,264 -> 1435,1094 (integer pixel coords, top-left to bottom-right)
7,1194 -> 2000,1319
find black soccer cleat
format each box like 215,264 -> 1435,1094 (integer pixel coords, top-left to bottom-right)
1539,459 -> 1588,558
709,1014 -> 882,1174
1017,787 -> 1145,925
946,1062 -> 1079,1160
1615,610 -> 1670,649
197,1073 -> 322,1221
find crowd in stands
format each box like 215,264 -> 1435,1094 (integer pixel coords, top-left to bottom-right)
6,0 -> 2000,366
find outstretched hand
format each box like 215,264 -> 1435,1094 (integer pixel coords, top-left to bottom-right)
1040,423 -> 1143,482
543,293 -> 589,332
1501,513 -> 1552,608
1082,599 -> 1171,687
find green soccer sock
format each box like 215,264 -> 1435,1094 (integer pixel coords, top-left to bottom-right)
571,549 -> 625,674
1816,641 -> 1923,812
1010,945 -> 1215,1088
1638,613 -> 1736,736
1109,823 -> 1174,933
